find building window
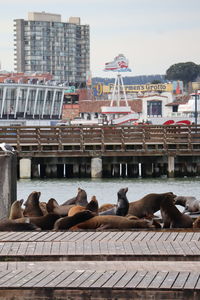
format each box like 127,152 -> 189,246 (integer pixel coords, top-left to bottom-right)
147,101 -> 162,116
172,105 -> 178,113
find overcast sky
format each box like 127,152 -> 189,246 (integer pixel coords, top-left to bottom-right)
0,0 -> 200,77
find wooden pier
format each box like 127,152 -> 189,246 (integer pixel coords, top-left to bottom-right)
1,230 -> 200,299
1,124 -> 200,178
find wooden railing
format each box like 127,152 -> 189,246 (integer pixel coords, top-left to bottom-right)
0,124 -> 200,155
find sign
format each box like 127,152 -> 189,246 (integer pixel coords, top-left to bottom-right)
104,54 -> 131,72
64,86 -> 75,93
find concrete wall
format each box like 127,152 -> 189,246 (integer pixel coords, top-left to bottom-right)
0,155 -> 17,219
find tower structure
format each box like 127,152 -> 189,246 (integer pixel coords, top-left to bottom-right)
14,12 -> 90,85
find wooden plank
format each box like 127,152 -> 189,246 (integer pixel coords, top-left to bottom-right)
42,241 -> 52,255
51,241 -> 60,255
34,270 -> 64,287
158,232 -> 171,241
103,270 -> 126,288
137,271 -> 158,288
172,272 -> 190,289
166,232 -> 179,242
56,270 -> 85,287
123,241 -> 134,255
0,270 -> 22,285
1,269 -> 32,287
0,242 -> 12,255
44,270 -> 73,287
90,271 -> 116,288
25,241 -> 36,255
148,271 -> 168,289
7,241 -> 21,256
182,232 -> 194,242
68,270 -> 95,288
160,271 -> 179,289
33,241 -> 44,255
185,273 -> 200,289
81,271 -> 104,288
126,271 -> 147,288
22,270 -> 52,287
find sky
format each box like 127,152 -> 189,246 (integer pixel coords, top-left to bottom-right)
0,0 -> 200,78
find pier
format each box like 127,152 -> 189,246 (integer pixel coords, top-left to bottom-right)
1,124 -> 200,178
0,230 -> 200,299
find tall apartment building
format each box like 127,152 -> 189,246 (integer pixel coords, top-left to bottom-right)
14,12 -> 90,85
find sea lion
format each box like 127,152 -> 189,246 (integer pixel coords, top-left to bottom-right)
128,192 -> 177,218
99,204 -> 115,213
15,213 -> 61,230
46,198 -> 73,216
39,202 -> 48,215
0,219 -> 39,231
160,194 -> 193,228
54,210 -> 95,230
174,196 -> 200,213
193,217 -> 200,228
23,191 -> 43,217
100,187 -> 129,216
9,199 -> 24,220
61,188 -> 88,206
69,215 -> 155,230
68,196 -> 99,217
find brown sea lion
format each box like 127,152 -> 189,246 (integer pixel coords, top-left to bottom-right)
61,188 -> 88,206
100,187 -> 129,216
69,215 -> 155,230
9,199 -> 24,220
15,213 -> 61,230
39,202 -> 48,215
175,196 -> 200,213
46,198 -> 73,216
0,219 -> 39,231
54,210 -> 95,230
23,191 -> 43,217
193,217 -> 200,228
128,192 -> 177,218
99,203 -> 115,213
68,196 -> 99,217
160,194 -> 193,228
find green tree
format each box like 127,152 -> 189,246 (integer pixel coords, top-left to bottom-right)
166,62 -> 199,85
151,80 -> 162,84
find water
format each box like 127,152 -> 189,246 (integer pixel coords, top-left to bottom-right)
17,177 -> 200,206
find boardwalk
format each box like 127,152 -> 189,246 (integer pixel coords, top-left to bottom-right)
0,230 -> 200,299
1,124 -> 200,157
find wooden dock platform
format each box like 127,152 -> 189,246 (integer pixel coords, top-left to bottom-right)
0,230 -> 200,299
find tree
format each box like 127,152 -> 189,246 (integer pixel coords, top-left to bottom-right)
166,62 -> 199,85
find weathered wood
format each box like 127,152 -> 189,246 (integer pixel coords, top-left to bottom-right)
1,125 -> 200,157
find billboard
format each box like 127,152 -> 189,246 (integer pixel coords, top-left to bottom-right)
104,54 -> 132,72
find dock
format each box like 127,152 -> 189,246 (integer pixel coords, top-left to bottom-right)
0,230 -> 200,299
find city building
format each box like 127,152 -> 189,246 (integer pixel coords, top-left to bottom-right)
14,12 -> 90,85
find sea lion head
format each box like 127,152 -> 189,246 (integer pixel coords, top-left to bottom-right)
46,198 -> 59,213
9,199 -> 24,220
23,191 -> 43,217
86,196 -> 99,214
24,191 -> 41,207
76,188 -> 88,206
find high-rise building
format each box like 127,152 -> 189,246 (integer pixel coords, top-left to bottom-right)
14,12 -> 90,85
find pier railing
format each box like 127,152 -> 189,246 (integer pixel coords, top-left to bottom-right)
0,124 -> 200,156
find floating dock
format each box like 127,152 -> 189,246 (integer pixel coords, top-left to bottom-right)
0,230 -> 200,299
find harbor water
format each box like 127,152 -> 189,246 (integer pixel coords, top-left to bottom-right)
17,177 -> 200,207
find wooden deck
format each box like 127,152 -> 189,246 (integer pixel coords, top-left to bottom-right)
0,230 -> 200,299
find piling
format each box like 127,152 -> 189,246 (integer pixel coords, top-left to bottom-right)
0,155 -> 17,219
